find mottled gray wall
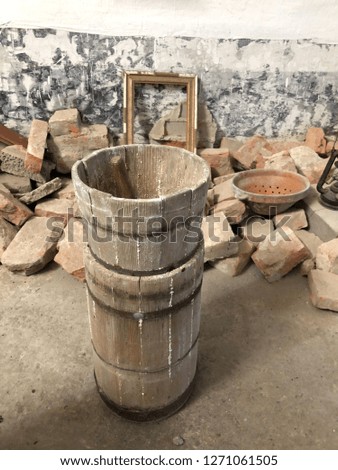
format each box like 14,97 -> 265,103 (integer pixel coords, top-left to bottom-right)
0,28 -> 337,143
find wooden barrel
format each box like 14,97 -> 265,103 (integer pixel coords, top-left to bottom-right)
72,145 -> 210,420
72,145 -> 209,272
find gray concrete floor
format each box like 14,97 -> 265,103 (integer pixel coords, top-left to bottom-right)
1,261 -> 338,450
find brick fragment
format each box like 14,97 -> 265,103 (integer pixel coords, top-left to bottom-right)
202,212 -> 238,262
316,238 -> 338,274
258,150 -> 298,173
0,173 -> 31,193
251,227 -> 309,282
0,145 -> 54,183
241,216 -> 274,246
0,217 -> 17,258
1,216 -> 65,275
305,127 -> 326,154
54,178 -> 75,200
289,146 -> 326,184
267,140 -> 302,153
54,219 -> 85,281
295,229 -> 323,276
210,239 -> 255,276
48,108 -> 81,137
199,148 -> 233,178
25,119 -> 48,173
0,188 -> 33,226
35,198 -> 76,222
213,174 -> 235,185
47,124 -> 109,173
219,137 -> 242,156
213,177 -> 235,204
308,269 -> 338,312
19,178 -> 63,204
211,198 -> 247,224
233,135 -> 274,170
273,208 -> 308,232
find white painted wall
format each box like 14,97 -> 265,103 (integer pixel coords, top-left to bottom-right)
1,0 -> 338,43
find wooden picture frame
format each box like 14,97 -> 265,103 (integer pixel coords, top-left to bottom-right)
123,71 -> 198,152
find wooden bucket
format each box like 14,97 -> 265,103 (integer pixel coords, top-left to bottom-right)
72,145 -> 210,420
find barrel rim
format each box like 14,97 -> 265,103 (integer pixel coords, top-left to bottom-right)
71,144 -> 210,204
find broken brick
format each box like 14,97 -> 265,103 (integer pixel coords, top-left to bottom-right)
305,127 -> 326,154
35,198 -> 76,222
199,148 -> 233,178
1,216 -> 65,275
232,135 -> 274,170
0,145 -> 54,183
47,124 -> 109,173
19,178 -> 63,205
219,137 -> 242,156
25,119 -> 48,173
210,239 -> 255,276
289,146 -> 327,184
251,227 -> 309,282
202,212 -> 238,262
0,173 -> 31,194
54,219 -> 85,281
259,151 -> 298,173
0,217 -> 17,258
316,238 -> 338,274
0,188 -> 33,226
48,108 -> 81,137
240,216 -> 274,246
213,177 -> 235,204
273,208 -> 308,232
308,269 -> 338,312
54,178 -> 75,200
211,198 -> 247,224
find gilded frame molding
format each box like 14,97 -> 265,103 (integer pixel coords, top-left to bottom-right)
123,71 -> 198,152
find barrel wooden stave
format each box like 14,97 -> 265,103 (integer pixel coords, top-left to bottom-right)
85,244 -> 204,312
87,288 -> 201,371
93,342 -> 198,411
85,244 -> 203,372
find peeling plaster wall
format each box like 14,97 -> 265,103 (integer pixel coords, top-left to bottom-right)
0,28 -> 337,141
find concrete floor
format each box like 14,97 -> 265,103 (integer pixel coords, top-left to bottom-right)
1,261 -> 338,450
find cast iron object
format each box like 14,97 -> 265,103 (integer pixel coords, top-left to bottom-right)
317,136 -> 338,210
232,169 -> 311,216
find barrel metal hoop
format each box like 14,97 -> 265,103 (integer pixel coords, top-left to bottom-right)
86,281 -> 202,319
87,241 -> 203,277
92,335 -> 199,374
94,372 -> 196,422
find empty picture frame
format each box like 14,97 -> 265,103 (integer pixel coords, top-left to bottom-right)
123,71 -> 198,152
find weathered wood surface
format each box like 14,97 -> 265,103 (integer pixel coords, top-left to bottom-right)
73,145 -> 209,418
72,145 -> 210,271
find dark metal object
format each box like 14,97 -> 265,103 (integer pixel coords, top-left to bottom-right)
317,135 -> 338,210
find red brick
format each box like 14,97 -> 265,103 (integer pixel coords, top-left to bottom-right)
0,188 -> 33,226
54,219 -> 85,281
251,227 -> 309,282
48,108 -> 81,137
233,135 -> 274,170
308,269 -> 338,312
25,119 -> 48,173
199,148 -> 233,178
305,127 -> 326,154
1,216 -> 65,275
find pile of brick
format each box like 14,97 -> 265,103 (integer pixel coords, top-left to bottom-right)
0,108 -> 109,281
199,127 -> 338,313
